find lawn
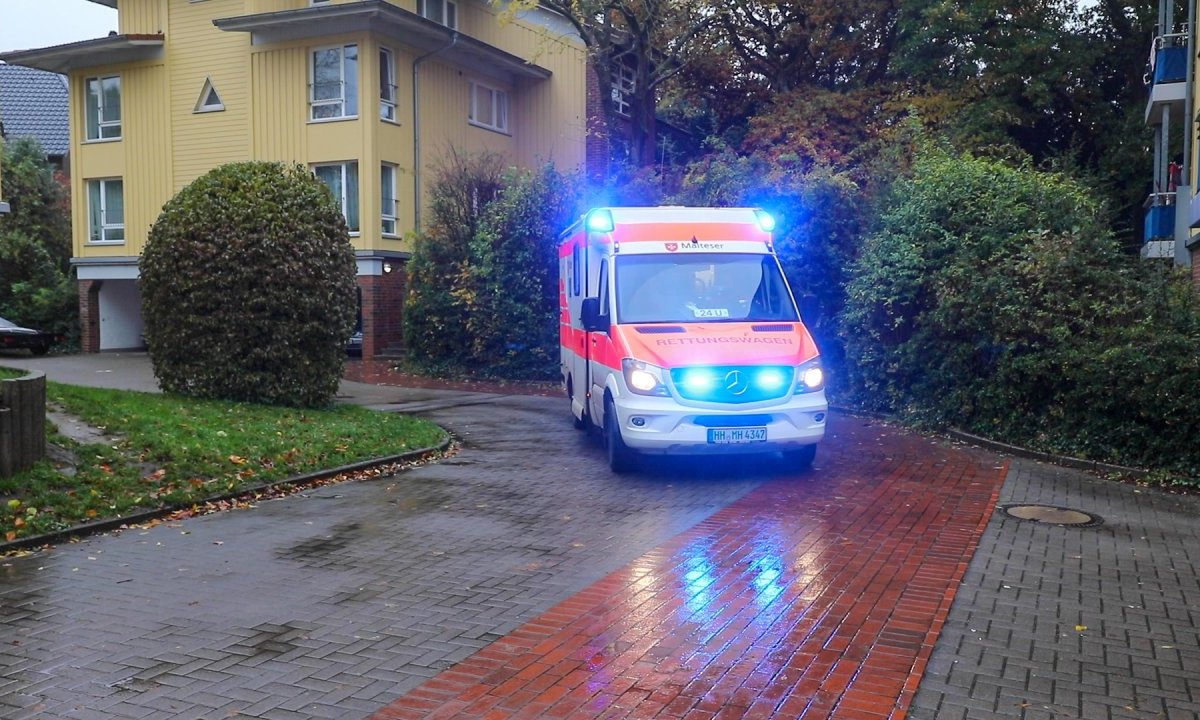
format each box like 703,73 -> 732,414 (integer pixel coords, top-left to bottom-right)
0,367 -> 447,543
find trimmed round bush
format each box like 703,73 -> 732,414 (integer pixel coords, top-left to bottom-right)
140,162 -> 357,408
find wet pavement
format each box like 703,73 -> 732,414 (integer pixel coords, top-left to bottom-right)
1,353 -> 1199,719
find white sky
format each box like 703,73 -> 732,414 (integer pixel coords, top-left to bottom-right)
0,0 -> 118,55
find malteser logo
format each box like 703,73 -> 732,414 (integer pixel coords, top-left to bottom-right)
665,243 -> 678,252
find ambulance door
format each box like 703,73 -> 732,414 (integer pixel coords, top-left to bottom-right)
585,257 -> 610,424
566,238 -> 589,424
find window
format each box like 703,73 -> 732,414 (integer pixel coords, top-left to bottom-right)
381,164 -> 398,236
468,80 -> 508,133
87,179 -> 124,243
194,78 -> 224,113
85,75 -> 121,140
380,47 -> 397,122
418,0 -> 457,28
311,44 -> 358,120
612,64 -> 634,117
314,162 -> 360,233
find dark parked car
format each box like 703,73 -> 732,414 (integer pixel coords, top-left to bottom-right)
0,316 -> 62,356
345,329 -> 363,357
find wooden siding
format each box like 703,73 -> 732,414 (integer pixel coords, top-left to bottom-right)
250,47 -> 309,164
70,0 -> 585,261
169,0 -> 252,192
118,0 -> 166,36
70,63 -> 171,259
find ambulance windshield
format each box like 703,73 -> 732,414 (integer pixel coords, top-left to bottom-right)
616,253 -> 800,324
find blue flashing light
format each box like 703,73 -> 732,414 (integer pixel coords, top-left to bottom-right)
756,368 -> 787,392
754,210 -> 776,233
680,369 -> 716,394
586,209 -> 615,233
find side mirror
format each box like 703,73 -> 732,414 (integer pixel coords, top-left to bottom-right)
581,297 -> 606,332
799,294 -> 821,325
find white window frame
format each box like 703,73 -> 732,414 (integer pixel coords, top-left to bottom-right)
87,178 -> 125,244
194,78 -> 224,113
380,47 -> 397,122
313,162 -> 360,234
468,80 -> 509,134
310,44 -> 359,121
417,0 -> 457,28
85,75 -> 122,141
612,64 -> 634,117
381,164 -> 399,236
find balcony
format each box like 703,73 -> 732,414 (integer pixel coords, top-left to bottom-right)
1145,31 -> 1189,123
1145,192 -> 1177,240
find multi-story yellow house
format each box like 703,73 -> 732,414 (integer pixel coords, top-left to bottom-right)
1,0 -> 587,357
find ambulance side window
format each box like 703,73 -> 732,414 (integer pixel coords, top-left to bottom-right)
598,260 -> 609,318
572,244 -> 581,296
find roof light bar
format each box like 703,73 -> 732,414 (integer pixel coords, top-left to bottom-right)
754,210 -> 776,233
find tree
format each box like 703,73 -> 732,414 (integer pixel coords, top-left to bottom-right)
403,149 -> 507,374
140,162 -> 357,408
0,138 -> 75,340
893,0 -> 1156,240
506,0 -> 715,168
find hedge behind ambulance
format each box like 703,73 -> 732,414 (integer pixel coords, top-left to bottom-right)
559,206 -> 827,473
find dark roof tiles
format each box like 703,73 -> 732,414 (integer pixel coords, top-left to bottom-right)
0,63 -> 69,157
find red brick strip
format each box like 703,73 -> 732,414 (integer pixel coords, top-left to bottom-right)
372,420 -> 1007,719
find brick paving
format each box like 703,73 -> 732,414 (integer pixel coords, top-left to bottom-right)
369,420 -> 1006,720
2,353 -> 1200,719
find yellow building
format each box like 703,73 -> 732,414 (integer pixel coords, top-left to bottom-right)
1,0 -> 587,356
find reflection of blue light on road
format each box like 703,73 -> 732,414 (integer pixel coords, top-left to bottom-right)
748,537 -> 786,609
682,542 -> 716,614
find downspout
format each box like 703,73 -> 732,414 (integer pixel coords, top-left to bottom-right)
1179,0 -> 1195,263
412,32 -> 459,231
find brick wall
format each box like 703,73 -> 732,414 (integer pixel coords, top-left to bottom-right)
78,280 -> 101,353
358,262 -> 407,358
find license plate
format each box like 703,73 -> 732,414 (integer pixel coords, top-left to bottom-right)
707,427 -> 767,444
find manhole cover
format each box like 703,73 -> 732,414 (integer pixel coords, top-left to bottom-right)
1000,504 -> 1103,527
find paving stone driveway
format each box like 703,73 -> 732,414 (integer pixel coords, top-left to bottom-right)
1,393 -> 776,719
2,356 -> 1200,719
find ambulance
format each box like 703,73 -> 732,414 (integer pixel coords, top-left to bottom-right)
559,206 -> 827,473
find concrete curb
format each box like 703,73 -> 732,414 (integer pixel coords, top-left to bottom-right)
942,428 -> 1150,479
0,436 -> 451,554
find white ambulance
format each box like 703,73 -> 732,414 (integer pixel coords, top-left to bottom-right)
559,206 -> 828,473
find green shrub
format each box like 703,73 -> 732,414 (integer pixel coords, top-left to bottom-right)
403,150 -> 506,374
466,165 -> 581,379
404,152 -> 581,379
841,144 -> 1200,475
139,162 -> 357,408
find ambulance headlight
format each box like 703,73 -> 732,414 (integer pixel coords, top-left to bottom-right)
622,359 -> 669,397
795,358 -> 825,393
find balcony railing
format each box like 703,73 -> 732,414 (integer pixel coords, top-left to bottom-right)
1146,30 -> 1189,85
1144,192 -> 1177,240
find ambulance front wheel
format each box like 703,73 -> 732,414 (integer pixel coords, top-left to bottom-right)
782,444 -> 816,472
604,398 -> 636,474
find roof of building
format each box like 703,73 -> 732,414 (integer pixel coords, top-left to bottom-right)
0,63 -> 69,157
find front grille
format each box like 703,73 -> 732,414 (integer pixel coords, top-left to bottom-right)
671,365 -> 794,404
